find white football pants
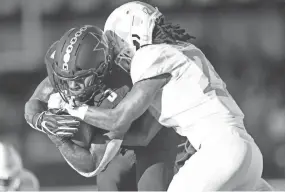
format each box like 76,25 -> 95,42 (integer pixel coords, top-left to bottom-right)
168,126 -> 263,191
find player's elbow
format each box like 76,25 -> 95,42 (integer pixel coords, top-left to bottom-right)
24,100 -> 36,125
76,151 -> 100,177
24,99 -> 46,119
74,161 -> 97,177
24,99 -> 45,128
79,167 -> 97,178
24,100 -> 33,116
24,101 -> 31,122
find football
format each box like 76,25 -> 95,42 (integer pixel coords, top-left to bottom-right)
71,121 -> 95,148
71,119 -> 109,148
48,108 -> 97,148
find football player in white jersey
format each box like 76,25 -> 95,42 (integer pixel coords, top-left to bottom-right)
62,1 -> 273,191
25,25 -> 182,191
0,142 -> 39,191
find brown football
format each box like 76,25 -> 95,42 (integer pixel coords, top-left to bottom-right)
71,121 -> 95,148
48,109 -> 102,148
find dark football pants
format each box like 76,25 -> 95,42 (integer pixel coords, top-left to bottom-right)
97,128 -> 180,191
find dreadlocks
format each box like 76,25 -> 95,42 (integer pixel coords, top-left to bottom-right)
152,16 -> 195,44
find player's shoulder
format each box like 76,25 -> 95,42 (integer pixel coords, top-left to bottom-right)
135,42 -> 200,56
130,44 -> 186,83
134,44 -> 178,60
132,43 -> 186,69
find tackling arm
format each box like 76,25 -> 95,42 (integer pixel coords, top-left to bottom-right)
78,74 -> 170,138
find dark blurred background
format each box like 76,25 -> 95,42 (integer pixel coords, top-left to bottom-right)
0,0 -> 284,190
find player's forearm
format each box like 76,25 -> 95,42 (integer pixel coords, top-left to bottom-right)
76,77 -> 164,135
24,77 -> 54,129
48,135 -> 97,174
83,106 -> 132,140
83,90 -> 150,133
24,99 -> 47,130
83,106 -> 118,131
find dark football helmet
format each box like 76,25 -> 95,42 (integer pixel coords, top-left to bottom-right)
50,25 -> 113,106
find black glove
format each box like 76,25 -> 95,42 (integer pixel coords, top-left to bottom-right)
37,110 -> 80,138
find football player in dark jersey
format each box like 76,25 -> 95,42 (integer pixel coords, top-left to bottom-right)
24,25 -> 180,191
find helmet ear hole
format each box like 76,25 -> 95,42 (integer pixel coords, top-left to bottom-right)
132,40 -> 140,50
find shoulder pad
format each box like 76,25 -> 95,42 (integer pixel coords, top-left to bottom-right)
130,44 -> 181,83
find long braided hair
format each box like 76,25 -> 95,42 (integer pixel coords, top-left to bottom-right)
152,16 -> 195,44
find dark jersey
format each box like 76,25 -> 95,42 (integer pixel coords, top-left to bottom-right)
72,64 -> 164,149
43,41 -> 164,149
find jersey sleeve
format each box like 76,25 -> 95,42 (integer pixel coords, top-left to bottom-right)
130,44 -> 189,84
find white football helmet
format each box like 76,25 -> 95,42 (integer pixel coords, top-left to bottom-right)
104,1 -> 162,73
0,143 -> 22,191
0,143 -> 22,179
0,143 -> 40,191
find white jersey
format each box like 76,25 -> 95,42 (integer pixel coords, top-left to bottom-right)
130,43 -> 246,150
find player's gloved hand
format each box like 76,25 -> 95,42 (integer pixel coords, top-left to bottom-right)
48,92 -> 88,120
37,111 -> 80,138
